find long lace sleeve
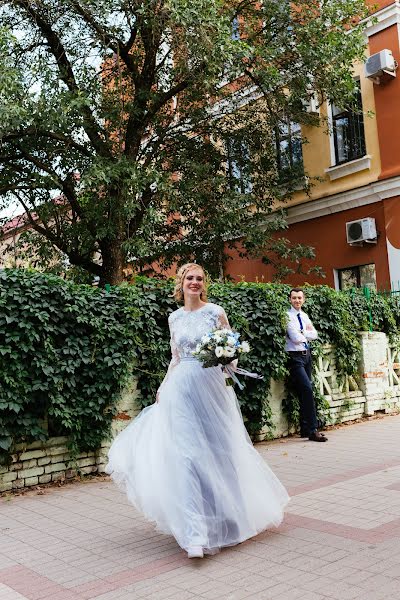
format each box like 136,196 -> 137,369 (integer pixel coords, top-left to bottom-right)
157,320 -> 180,400
217,307 -> 231,330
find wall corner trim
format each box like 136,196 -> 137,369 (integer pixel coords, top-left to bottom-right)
325,156 -> 372,181
286,175 -> 400,225
363,3 -> 400,38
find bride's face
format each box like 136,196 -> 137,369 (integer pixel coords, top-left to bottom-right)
183,268 -> 205,299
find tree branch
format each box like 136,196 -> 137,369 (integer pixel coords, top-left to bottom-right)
69,0 -> 139,78
15,191 -> 102,277
60,172 -> 101,242
124,22 -> 138,55
15,145 -> 63,186
147,79 -> 189,121
2,128 -> 93,157
14,0 -> 109,158
69,0 -> 119,52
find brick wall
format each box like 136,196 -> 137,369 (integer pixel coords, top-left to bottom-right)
2,333 -> 400,492
0,437 -> 99,492
0,375 -> 141,493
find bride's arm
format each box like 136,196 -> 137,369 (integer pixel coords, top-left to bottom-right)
217,306 -> 238,372
217,306 -> 231,330
156,322 -> 179,402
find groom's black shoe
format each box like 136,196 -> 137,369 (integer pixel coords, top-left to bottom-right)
309,430 -> 328,442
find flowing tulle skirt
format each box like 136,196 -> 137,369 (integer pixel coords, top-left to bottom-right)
106,359 -> 289,553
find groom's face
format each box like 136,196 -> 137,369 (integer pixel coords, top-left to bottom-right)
290,291 -> 305,311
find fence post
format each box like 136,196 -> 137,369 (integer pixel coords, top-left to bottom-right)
363,286 -> 373,332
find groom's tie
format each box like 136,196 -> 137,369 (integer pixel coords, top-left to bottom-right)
296,313 -> 304,331
297,312 -> 309,350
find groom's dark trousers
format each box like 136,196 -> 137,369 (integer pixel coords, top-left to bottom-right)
288,349 -> 318,435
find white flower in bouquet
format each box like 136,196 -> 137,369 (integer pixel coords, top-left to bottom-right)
192,327 -> 250,368
223,347 -> 236,358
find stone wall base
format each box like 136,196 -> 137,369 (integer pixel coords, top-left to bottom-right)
262,379 -> 400,439
0,437 -> 99,493
0,377 -> 141,493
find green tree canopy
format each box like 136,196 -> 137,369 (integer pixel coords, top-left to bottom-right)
0,0 -> 368,283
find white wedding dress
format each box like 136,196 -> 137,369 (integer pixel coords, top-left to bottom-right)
106,302 -> 289,554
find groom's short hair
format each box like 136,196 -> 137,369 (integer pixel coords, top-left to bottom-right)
289,287 -> 305,298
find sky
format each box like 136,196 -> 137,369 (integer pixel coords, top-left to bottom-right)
0,201 -> 22,222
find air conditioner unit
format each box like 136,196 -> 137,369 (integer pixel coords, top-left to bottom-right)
346,218 -> 377,245
302,93 -> 319,114
364,49 -> 397,84
306,95 -> 319,114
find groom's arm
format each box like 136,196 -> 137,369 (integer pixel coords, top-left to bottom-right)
304,316 -> 318,341
287,318 -> 308,344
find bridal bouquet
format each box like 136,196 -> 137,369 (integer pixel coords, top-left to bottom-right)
192,328 -> 250,368
193,328 -> 261,388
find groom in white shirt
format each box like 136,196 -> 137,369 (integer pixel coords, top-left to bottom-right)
285,288 -> 328,442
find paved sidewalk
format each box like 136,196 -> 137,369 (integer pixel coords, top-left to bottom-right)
2,416 -> 400,600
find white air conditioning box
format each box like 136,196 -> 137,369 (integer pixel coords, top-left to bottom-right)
346,218 -> 377,244
306,95 -> 319,114
365,49 -> 396,83
302,93 -> 319,114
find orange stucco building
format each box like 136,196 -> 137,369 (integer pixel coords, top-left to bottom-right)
227,0 -> 400,291
2,1 -> 400,289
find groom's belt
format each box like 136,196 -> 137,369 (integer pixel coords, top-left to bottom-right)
287,350 -> 309,356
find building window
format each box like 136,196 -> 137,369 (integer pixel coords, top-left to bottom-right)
337,263 -> 376,291
332,83 -> 366,165
276,119 -> 304,183
226,138 -> 252,194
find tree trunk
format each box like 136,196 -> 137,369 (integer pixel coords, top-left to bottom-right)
218,251 -> 225,282
100,241 -> 125,287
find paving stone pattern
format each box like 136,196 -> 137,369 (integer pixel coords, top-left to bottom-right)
1,415 -> 400,599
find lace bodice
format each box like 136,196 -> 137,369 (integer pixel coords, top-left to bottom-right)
157,303 -> 230,395
169,303 -> 229,360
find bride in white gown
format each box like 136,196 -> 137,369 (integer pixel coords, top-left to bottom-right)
106,263 -> 289,558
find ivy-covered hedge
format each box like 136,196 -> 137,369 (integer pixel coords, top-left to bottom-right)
1,269 -> 400,462
0,270 -> 138,460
